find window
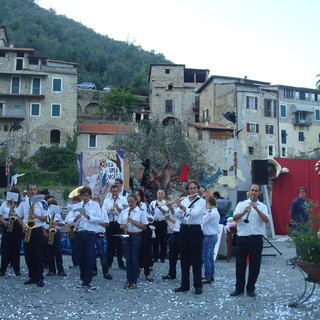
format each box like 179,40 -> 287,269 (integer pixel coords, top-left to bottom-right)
89,135 -> 97,148
315,109 -> 320,121
16,58 -> 23,70
305,92 -> 309,100
50,130 -> 60,144
281,130 -> 287,144
32,78 -> 41,95
280,105 -> 287,118
223,147 -> 228,158
246,96 -> 258,110
30,103 -> 40,117
168,83 -> 173,90
11,77 -> 20,94
246,122 -> 259,133
298,131 -> 305,142
203,109 -> 209,121
248,146 -> 254,155
295,91 -> 300,99
281,147 -> 287,157
52,78 -> 62,92
299,91 -> 307,100
268,145 -> 274,157
264,99 -> 276,117
51,104 -> 61,117
165,99 -> 173,113
284,89 -> 293,99
266,124 -> 274,135
165,69 -> 170,74
0,51 -> 5,57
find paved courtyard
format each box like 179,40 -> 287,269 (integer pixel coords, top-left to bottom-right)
0,237 -> 319,320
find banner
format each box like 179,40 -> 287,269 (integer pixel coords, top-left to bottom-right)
80,150 -> 124,198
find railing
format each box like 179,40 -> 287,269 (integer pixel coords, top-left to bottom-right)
293,118 -> 312,126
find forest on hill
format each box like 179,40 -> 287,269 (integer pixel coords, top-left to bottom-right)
0,0 -> 171,95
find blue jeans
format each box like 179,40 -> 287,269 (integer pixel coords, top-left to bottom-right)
202,234 -> 218,281
122,233 -> 141,284
94,234 -> 108,275
75,231 -> 95,285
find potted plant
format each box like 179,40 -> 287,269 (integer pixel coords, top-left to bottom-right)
287,200 -> 320,282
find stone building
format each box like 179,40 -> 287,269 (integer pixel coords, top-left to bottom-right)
148,64 -> 210,125
0,25 -> 78,159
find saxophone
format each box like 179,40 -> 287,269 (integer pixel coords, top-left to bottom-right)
48,210 -> 57,245
68,224 -> 75,240
24,201 -> 36,243
8,202 -> 16,233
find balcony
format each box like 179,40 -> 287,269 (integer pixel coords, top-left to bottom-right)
292,117 -> 312,126
0,109 -> 25,120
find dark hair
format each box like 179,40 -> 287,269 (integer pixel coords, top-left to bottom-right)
80,186 -> 92,196
185,181 -> 200,193
135,189 -> 144,206
251,183 -> 261,191
27,183 -> 37,190
44,194 -> 55,202
39,188 -> 50,196
206,196 -> 216,207
111,184 -> 120,190
115,178 -> 123,185
72,195 -> 81,202
127,193 -> 138,203
47,198 -> 57,206
297,187 -> 307,194
213,191 -> 221,199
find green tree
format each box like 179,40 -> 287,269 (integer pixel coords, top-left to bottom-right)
99,88 -> 140,121
111,120 -> 207,194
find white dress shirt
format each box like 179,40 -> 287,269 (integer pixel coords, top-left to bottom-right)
234,199 -> 269,236
151,200 -> 168,221
46,209 -> 65,231
16,199 -> 48,228
202,208 -> 220,235
69,200 -> 102,232
118,206 -> 148,233
175,195 -> 206,225
95,210 -> 110,234
102,196 -> 128,223
0,201 -> 18,219
140,202 -> 154,223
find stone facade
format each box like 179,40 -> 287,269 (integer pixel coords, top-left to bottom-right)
149,64 -> 209,126
0,26 -> 78,159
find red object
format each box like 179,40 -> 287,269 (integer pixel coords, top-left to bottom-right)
179,163 -> 190,181
271,158 -> 320,235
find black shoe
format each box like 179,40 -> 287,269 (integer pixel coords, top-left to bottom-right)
211,277 -> 214,282
83,283 -> 96,291
230,290 -> 243,296
162,274 -> 175,280
24,279 -> 36,285
160,259 -> 165,263
36,279 -> 44,287
15,271 -> 21,276
0,271 -> 5,276
46,271 -> 56,276
153,258 -> 158,263
92,271 -> 97,276
104,273 -> 112,280
119,265 -> 126,270
195,288 -> 203,295
174,287 -> 189,293
247,290 -> 256,297
58,272 -> 67,277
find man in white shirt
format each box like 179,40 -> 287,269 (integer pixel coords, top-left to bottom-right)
67,186 -> 102,290
16,183 -> 48,287
102,184 -> 128,269
230,183 -> 269,298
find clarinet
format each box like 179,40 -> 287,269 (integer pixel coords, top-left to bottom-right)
243,196 -> 255,223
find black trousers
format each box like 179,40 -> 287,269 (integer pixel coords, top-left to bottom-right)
139,226 -> 152,276
168,231 -> 180,279
47,230 -> 64,274
235,235 -> 263,292
106,222 -> 124,267
152,220 -> 167,261
24,227 -> 44,281
179,224 -> 203,290
0,221 -> 23,273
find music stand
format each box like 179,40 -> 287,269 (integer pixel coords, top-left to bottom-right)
262,235 -> 282,257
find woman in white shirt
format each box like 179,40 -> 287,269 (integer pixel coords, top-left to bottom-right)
118,194 -> 148,289
202,196 -> 220,284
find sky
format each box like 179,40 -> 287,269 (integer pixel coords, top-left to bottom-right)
37,0 -> 320,89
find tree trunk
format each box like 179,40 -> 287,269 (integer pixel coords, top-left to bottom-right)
163,160 -> 171,195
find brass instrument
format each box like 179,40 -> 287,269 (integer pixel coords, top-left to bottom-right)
8,202 -> 16,233
48,210 -> 57,245
68,224 -> 75,240
24,202 -> 36,243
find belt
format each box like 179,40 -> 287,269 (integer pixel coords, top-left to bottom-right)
154,219 -> 166,222
127,232 -> 141,235
238,235 -> 262,239
96,232 -> 104,237
78,231 -> 95,234
181,224 -> 200,227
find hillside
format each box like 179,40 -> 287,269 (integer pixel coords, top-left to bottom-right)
0,0 -> 171,95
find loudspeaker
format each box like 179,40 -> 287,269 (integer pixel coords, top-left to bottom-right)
252,160 -> 268,185
0,166 -> 7,188
237,191 -> 248,203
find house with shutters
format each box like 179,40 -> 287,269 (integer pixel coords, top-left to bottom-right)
0,25 -> 78,159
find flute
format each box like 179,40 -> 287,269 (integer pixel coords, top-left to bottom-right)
158,193 -> 199,207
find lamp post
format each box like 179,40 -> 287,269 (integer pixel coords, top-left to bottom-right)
6,120 -> 22,191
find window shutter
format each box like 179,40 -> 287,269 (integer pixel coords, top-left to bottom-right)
273,100 -> 276,118
246,96 -> 249,109
256,124 -> 259,133
265,125 -> 268,134
246,123 -> 250,132
264,100 -> 267,116
255,97 -> 258,110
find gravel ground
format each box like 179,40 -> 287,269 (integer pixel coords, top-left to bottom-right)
0,237 -> 319,320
